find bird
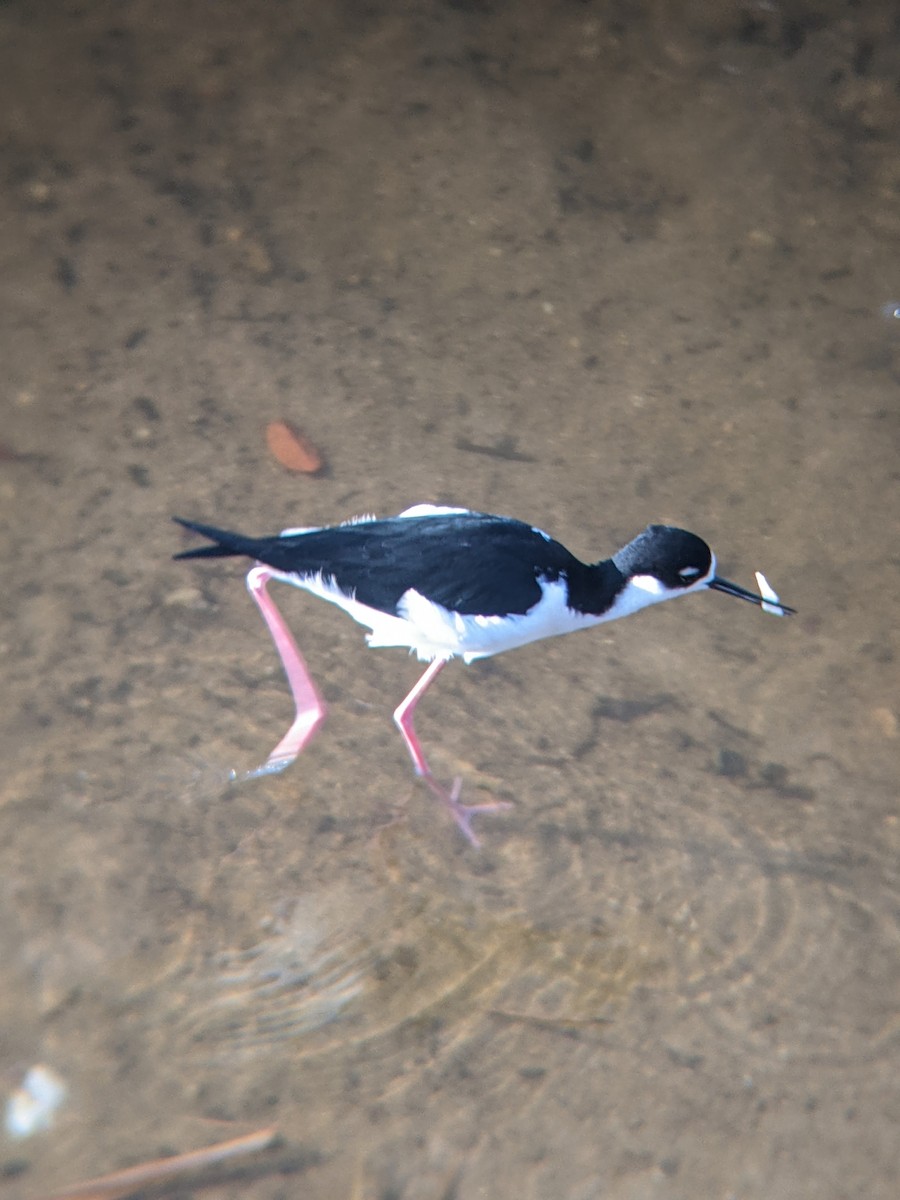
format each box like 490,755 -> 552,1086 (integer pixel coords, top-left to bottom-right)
173,504 -> 795,844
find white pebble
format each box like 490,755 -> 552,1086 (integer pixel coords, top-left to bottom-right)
4,1065 -> 67,1139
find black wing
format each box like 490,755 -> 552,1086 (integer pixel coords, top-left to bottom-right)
175,512 -> 583,617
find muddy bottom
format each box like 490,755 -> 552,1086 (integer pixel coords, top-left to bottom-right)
1,2 -> 898,1198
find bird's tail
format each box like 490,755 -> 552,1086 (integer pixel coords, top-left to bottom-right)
172,517 -> 262,561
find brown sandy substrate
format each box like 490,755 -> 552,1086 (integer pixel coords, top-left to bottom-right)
1,2 -> 898,1198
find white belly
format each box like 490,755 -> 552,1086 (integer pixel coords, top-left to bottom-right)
271,571 -> 609,663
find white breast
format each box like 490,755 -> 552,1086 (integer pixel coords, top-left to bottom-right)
369,578 -> 611,663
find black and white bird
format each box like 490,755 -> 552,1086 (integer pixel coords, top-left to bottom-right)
173,504 -> 794,844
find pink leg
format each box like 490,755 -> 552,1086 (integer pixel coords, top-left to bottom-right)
393,659 -> 512,847
237,566 -> 327,780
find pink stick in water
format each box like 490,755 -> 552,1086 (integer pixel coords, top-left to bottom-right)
240,565 -> 327,778
393,658 -> 512,847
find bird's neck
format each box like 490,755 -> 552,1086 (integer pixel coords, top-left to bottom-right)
563,559 -> 626,616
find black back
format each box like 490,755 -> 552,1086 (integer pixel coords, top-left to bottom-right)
175,512 -> 612,617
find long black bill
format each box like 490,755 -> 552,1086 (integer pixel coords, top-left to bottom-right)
708,576 -> 796,616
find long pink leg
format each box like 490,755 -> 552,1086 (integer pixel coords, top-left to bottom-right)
237,566 -> 327,780
393,659 -> 512,847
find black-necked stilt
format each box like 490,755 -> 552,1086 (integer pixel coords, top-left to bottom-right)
173,505 -> 794,844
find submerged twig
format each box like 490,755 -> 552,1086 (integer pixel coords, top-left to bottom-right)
36,1126 -> 279,1200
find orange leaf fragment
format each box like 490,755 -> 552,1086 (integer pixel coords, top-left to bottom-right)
265,420 -> 324,474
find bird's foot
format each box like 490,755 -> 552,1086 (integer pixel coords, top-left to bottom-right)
231,707 -> 327,782
232,755 -> 296,782
420,773 -> 513,848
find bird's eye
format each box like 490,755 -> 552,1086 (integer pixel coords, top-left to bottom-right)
679,566 -> 701,580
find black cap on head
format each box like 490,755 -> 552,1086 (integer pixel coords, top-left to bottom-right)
612,525 -> 713,590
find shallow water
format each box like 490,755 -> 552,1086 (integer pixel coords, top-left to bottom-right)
1,2 -> 898,1197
